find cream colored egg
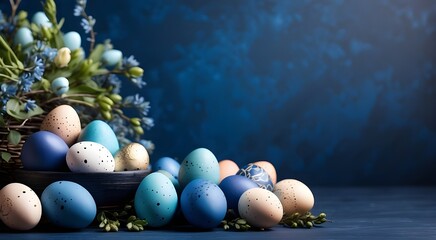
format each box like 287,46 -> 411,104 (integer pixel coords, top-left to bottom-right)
238,188 -> 283,229
0,183 -> 42,230
273,179 -> 314,216
114,143 -> 149,171
40,105 -> 81,146
219,159 -> 239,182
254,160 -> 277,185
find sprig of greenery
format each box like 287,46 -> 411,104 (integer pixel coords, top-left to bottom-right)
96,204 -> 148,232
281,212 -> 329,228
221,218 -> 251,231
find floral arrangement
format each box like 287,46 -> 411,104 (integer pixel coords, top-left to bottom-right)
0,0 -> 154,168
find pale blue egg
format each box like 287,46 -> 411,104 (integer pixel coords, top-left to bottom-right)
78,120 -> 119,155
154,157 -> 180,179
101,49 -> 122,67
51,77 -> 69,96
63,31 -> 81,51
134,172 -> 178,227
32,11 -> 52,28
157,170 -> 180,192
41,181 -> 96,229
14,27 -> 33,46
178,148 -> 220,189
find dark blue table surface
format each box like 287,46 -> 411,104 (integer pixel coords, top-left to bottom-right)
1,187 -> 436,239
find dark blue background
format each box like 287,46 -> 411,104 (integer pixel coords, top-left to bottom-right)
5,0 -> 436,186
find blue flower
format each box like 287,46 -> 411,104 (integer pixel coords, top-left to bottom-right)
24,99 -> 37,112
124,94 -> 144,106
80,17 -> 95,34
20,72 -> 34,93
131,77 -> 146,88
123,55 -> 140,68
73,5 -> 83,16
32,57 -> 45,81
139,139 -> 154,151
141,117 -> 154,129
1,83 -> 18,96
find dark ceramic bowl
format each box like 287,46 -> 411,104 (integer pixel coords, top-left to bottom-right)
2,169 -> 150,208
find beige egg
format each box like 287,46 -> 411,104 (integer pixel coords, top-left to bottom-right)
254,160 -> 277,185
273,179 -> 314,216
238,188 -> 283,229
40,105 -> 81,146
0,183 -> 42,230
218,159 -> 239,182
114,143 -> 149,171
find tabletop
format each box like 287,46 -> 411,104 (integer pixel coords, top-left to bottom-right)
1,186 -> 436,239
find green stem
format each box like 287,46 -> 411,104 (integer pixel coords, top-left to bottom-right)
0,73 -> 19,82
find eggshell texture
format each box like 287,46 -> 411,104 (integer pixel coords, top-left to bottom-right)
134,172 -> 178,227
157,170 -> 180,192
0,183 -> 42,230
63,31 -> 81,51
180,179 -> 227,229
153,157 -> 180,179
237,163 -> 274,191
219,175 -> 259,212
219,159 -> 239,182
102,49 -> 122,67
78,120 -> 119,155
253,161 -> 277,185
41,181 -> 96,229
20,131 -> 69,171
66,141 -> 115,172
273,179 -> 314,215
14,27 -> 33,46
114,143 -> 149,171
238,188 -> 283,229
40,105 -> 81,146
178,148 -> 220,189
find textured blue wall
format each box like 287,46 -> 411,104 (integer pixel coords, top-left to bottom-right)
8,0 -> 436,185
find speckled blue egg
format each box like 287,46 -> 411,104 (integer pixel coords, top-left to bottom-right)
219,175 -> 259,212
180,179 -> 227,229
78,120 -> 119,155
154,157 -> 180,179
178,148 -> 220,189
20,131 -> 69,171
157,170 -> 180,192
237,163 -> 274,191
41,181 -> 96,229
134,172 -> 178,227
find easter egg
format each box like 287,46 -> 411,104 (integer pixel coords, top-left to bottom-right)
219,175 -> 258,212
273,179 -> 314,215
237,163 -> 274,191
20,131 -> 69,171
32,11 -> 52,27
156,170 -> 180,192
40,105 -> 81,146
180,179 -> 227,229
114,143 -> 149,171
153,157 -> 180,179
218,159 -> 239,182
14,27 -> 33,46
178,148 -> 219,189
41,181 -> 96,229
51,77 -> 69,96
0,183 -> 42,231
78,120 -> 119,155
134,172 -> 178,227
253,161 -> 277,185
101,49 -> 122,67
66,141 -> 115,172
63,31 -> 81,51
238,188 -> 283,229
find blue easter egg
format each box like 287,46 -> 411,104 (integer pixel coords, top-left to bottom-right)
20,131 -> 69,171
14,27 -> 33,46
157,170 -> 180,192
178,148 -> 220,189
41,181 -> 96,229
237,163 -> 274,191
219,175 -> 259,212
180,179 -> 227,229
32,11 -> 52,28
101,49 -> 122,67
78,120 -> 119,155
51,77 -> 69,96
135,172 -> 178,227
63,31 -> 81,51
154,157 -> 180,179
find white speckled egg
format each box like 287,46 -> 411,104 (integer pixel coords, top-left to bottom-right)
114,143 -> 149,171
238,188 -> 283,229
41,105 -> 81,146
273,179 -> 314,216
66,141 -> 115,172
0,183 -> 42,230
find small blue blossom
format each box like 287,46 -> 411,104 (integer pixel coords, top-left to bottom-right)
108,74 -> 121,93
80,17 -> 95,34
1,83 -> 18,96
123,55 -> 140,68
73,5 -> 83,16
141,117 -> 154,129
124,94 -> 144,106
32,57 -> 45,81
24,99 -> 37,112
20,72 -> 34,93
131,77 -> 146,88
139,139 -> 154,152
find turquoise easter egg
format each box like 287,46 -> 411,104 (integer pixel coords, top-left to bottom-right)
178,148 -> 220,189
32,11 -> 52,28
101,49 -> 122,67
51,77 -> 69,96
14,27 -> 33,46
63,31 -> 81,51
78,120 -> 119,155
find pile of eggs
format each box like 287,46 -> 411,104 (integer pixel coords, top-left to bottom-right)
0,105 -> 316,231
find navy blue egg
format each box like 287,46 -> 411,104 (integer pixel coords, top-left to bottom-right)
154,157 -> 180,179
20,131 -> 69,171
180,179 -> 227,229
237,163 -> 274,191
219,175 -> 259,211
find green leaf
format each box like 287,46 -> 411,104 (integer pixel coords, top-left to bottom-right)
6,99 -> 45,120
1,152 -> 11,162
7,130 -> 22,145
67,84 -> 105,95
89,44 -> 105,62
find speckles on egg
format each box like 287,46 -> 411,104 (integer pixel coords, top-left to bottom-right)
273,179 -> 314,216
178,148 -> 220,188
40,105 -> 81,146
66,141 -> 115,172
